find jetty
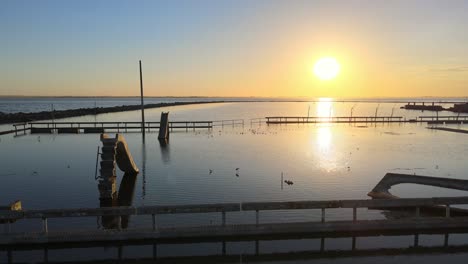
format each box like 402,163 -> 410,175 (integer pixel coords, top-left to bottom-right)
0,101 -> 225,125
0,119 -> 244,136
265,116 -> 404,124
260,115 -> 468,125
422,115 -> 468,124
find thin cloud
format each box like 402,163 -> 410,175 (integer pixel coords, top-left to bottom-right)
429,66 -> 468,72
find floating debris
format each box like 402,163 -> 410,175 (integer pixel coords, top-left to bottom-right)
284,180 -> 294,185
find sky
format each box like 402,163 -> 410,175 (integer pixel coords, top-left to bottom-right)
1,0 -> 468,98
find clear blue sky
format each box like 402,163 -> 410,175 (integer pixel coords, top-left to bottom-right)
2,0 -> 468,97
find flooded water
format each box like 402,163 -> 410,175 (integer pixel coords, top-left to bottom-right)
1,100 -> 468,263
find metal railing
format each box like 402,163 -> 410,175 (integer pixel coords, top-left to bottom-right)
2,196 -> 468,234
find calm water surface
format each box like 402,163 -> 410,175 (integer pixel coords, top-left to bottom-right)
1,101 -> 468,263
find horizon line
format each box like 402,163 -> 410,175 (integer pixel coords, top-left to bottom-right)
1,95 -> 468,99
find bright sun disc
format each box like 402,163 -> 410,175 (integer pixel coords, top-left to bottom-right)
313,58 -> 340,80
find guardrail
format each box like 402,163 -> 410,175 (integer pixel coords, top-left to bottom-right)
212,119 -> 244,128
2,197 -> 467,233
250,118 -> 266,126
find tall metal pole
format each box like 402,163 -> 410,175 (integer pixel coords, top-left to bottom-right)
139,60 -> 146,138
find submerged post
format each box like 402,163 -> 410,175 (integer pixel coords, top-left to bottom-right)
139,60 -> 146,138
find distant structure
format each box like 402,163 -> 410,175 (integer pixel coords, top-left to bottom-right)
400,102 -> 444,112
449,102 -> 468,113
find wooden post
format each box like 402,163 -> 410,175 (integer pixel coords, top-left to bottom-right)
446,205 -> 451,218
255,210 -> 259,226
321,208 -> 325,223
139,60 -> 146,138
353,207 -> 357,222
222,211 -> 226,226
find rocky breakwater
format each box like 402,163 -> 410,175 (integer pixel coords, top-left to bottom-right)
0,101 -> 222,124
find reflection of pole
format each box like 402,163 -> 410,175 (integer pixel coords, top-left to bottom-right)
139,60 -> 146,139
375,104 -> 380,118
350,104 -> 356,123
281,172 -> 283,190
142,140 -> 147,200
51,104 -> 55,123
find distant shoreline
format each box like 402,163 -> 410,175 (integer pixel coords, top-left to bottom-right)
1,99 -> 468,125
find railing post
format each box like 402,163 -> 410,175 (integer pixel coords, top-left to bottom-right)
255,210 -> 259,226
321,208 -> 325,223
152,214 -> 157,231
444,233 -> 449,247
7,249 -> 12,263
117,216 -> 122,231
414,233 -> 419,247
42,217 -> 48,234
222,211 -> 226,226
44,247 -> 48,263
153,243 -> 158,259
415,207 -> 420,217
353,207 -> 357,222
352,237 -> 356,250
446,205 -> 451,218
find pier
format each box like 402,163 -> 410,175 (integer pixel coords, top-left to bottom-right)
265,116 -> 404,124
421,115 -> 468,124
263,115 -> 468,125
0,119 -> 245,136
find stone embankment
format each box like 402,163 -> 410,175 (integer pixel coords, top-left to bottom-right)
0,101 -> 222,124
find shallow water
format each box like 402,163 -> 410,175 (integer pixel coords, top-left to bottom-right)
1,101 -> 468,263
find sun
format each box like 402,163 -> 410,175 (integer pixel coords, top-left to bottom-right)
313,57 -> 340,80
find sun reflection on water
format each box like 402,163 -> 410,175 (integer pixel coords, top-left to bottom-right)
312,125 -> 340,173
316,98 -> 333,122
317,125 -> 332,150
